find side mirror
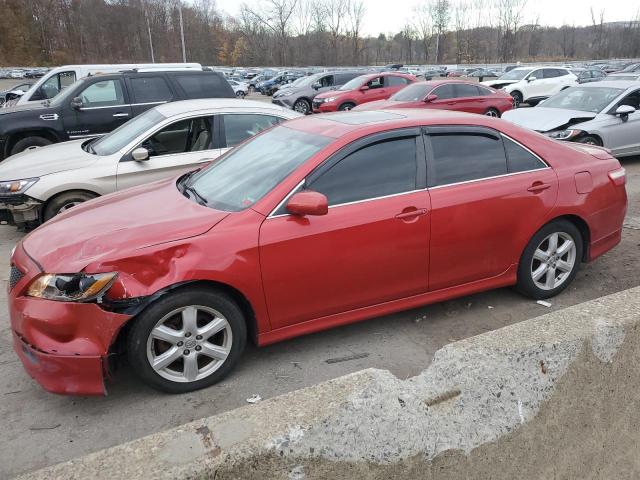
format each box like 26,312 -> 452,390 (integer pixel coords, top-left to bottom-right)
286,191 -> 328,216
312,81 -> 322,90
616,105 -> 635,120
425,94 -> 438,102
527,76 -> 537,82
131,147 -> 150,161
359,85 -> 370,92
70,96 -> 83,109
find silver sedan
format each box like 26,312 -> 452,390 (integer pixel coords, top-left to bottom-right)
502,80 -> 640,157
0,99 -> 300,228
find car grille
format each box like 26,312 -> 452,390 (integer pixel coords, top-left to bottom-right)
9,264 -> 24,290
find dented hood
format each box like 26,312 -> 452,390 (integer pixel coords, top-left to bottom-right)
22,177 -> 229,273
501,107 -> 597,132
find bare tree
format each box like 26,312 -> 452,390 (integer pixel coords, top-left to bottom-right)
322,0 -> 349,65
430,0 -> 451,63
346,0 -> 366,64
412,3 -> 433,63
494,0 -> 527,62
240,0 -> 298,65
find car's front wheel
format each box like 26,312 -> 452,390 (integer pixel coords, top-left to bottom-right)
516,220 -> 583,299
294,99 -> 311,114
11,136 -> 52,156
43,190 -> 98,222
127,287 -> 247,393
339,102 -> 356,111
484,108 -> 500,117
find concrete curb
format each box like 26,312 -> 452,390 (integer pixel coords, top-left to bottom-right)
18,286 -> 640,479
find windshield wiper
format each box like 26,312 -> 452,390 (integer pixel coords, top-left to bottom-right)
183,184 -> 209,206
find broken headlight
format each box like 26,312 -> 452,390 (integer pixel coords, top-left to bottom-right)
27,272 -> 118,302
546,129 -> 583,141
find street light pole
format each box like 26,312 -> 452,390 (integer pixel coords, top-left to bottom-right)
179,4 -> 186,63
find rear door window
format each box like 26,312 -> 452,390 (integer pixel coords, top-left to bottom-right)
174,73 -> 232,98
386,76 -> 410,87
222,114 -> 283,148
428,129 -> 507,186
455,84 -> 480,97
129,76 -> 173,104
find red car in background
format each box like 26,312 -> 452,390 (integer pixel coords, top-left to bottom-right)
354,80 -> 513,117
9,110 -> 626,396
312,72 -> 416,112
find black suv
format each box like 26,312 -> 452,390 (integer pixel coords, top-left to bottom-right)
0,70 -> 234,158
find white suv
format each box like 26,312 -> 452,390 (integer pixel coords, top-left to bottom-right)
483,67 -> 578,107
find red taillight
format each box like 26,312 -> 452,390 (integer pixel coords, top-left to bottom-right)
608,167 -> 626,186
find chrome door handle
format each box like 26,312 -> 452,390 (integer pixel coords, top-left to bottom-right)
113,113 -> 129,118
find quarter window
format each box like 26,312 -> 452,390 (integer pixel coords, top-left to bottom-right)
79,80 -> 125,107
429,132 -> 507,186
130,77 -> 173,103
223,114 -> 283,148
503,137 -> 546,173
140,116 -> 213,157
308,136 -> 417,206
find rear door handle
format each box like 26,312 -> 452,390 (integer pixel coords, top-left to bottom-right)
527,182 -> 551,193
113,113 -> 129,118
395,208 -> 428,220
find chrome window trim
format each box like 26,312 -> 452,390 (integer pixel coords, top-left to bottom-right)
79,101 -> 167,111
268,179 -> 306,218
428,167 -> 552,190
268,186 -> 427,219
500,133 -> 549,168
69,133 -> 106,139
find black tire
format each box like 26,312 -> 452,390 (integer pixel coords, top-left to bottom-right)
484,108 -> 501,118
43,190 -> 97,221
126,287 -> 247,394
293,98 -> 311,114
10,136 -> 52,156
516,220 -> 583,300
235,91 -> 245,98
511,91 -> 523,108
339,102 -> 356,111
577,135 -> 602,146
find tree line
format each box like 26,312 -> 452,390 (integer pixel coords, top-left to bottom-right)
0,0 -> 639,67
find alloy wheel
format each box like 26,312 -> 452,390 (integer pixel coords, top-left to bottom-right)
530,232 -> 577,291
485,109 -> 499,117
58,201 -> 82,213
294,100 -> 309,114
146,305 -> 233,383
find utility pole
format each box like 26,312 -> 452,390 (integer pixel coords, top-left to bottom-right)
179,4 -> 187,63
146,14 -> 155,63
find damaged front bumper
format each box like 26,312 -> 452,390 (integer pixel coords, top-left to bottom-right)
9,244 -> 132,395
0,194 -> 42,226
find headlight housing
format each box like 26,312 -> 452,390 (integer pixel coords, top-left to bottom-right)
325,97 -> 338,102
27,272 -> 118,302
546,129 -> 583,141
0,178 -> 38,195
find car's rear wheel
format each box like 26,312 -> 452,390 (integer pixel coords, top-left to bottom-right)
294,99 -> 311,114
43,190 -> 98,222
577,135 -> 602,146
235,91 -> 245,98
511,91 -> 523,108
127,287 -> 247,394
516,220 -> 583,299
484,108 -> 500,118
10,136 -> 52,156
339,102 -> 356,111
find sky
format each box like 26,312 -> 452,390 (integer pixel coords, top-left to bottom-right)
213,0 -> 639,36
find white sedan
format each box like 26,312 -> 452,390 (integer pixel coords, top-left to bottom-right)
0,99 -> 300,228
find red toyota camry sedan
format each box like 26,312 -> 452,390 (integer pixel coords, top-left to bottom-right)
9,110 -> 627,395
354,80 -> 514,117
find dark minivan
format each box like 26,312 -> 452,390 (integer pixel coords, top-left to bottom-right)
0,70 -> 234,158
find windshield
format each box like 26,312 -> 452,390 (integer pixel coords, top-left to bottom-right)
622,63 -> 640,72
498,69 -> 533,81
541,87 -> 623,113
391,83 -> 433,101
186,126 -> 331,211
339,75 -> 367,91
91,109 -> 166,156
